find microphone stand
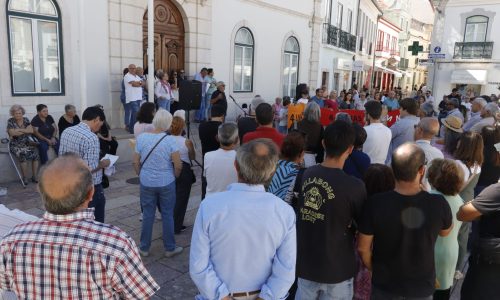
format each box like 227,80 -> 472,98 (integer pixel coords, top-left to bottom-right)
230,95 -> 248,117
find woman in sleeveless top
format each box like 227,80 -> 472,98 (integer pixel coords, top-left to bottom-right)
169,116 -> 196,234
453,132 -> 484,274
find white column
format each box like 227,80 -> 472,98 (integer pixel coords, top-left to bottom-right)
147,0 -> 154,103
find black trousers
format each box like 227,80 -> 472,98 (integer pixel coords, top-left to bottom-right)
371,286 -> 432,300
461,256 -> 500,300
174,162 -> 193,232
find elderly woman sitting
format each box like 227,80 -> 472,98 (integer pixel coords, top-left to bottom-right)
7,104 -> 40,185
31,104 -> 59,165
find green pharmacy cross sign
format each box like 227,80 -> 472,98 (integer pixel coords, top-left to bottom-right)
408,41 -> 424,56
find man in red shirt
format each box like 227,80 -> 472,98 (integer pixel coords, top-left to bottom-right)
242,102 -> 284,148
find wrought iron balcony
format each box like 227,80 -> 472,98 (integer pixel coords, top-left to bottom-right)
454,42 -> 493,59
323,23 -> 356,52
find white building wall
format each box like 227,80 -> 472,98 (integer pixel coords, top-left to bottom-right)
429,1 -> 500,100
211,0 -> 314,119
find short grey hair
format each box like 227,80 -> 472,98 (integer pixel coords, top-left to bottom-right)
65,104 -> 76,113
9,104 -> 25,116
152,108 -> 173,131
473,97 -> 487,108
335,112 -> 352,124
236,139 -> 279,185
250,96 -> 265,115
483,102 -> 499,116
218,122 -> 239,146
420,101 -> 436,117
39,153 -> 93,215
304,102 -> 321,123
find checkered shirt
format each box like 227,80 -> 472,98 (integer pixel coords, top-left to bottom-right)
0,208 -> 159,299
59,122 -> 102,185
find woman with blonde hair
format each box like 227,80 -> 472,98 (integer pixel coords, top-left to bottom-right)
169,116 -> 195,234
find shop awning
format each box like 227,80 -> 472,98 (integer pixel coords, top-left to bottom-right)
450,70 -> 488,85
375,65 -> 403,78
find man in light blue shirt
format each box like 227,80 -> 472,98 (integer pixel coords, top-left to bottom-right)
190,139 -> 296,300
382,91 -> 400,110
414,117 -> 444,190
386,98 -> 420,164
463,97 -> 487,132
311,88 -> 325,108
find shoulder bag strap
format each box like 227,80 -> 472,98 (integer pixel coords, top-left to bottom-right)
140,134 -> 168,169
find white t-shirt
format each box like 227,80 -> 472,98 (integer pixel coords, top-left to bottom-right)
363,123 -> 392,164
204,149 -> 238,196
297,98 -> 309,105
124,73 -> 143,103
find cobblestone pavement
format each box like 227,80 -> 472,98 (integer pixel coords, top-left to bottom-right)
0,160 -> 203,300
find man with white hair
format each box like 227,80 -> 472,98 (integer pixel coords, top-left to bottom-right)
190,139 -> 296,300
470,102 -> 499,133
463,97 -> 487,131
204,123 -> 239,196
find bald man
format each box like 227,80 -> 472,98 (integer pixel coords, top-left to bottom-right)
358,143 -> 453,300
0,154 -> 159,299
414,117 -> 444,164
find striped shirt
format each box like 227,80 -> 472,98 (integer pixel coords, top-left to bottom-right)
0,208 -> 159,299
268,160 -> 300,201
59,122 -> 102,185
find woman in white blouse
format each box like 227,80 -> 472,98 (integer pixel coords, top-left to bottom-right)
155,72 -> 173,112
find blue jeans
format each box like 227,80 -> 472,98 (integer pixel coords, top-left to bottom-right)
128,100 -> 141,134
296,278 -> 353,300
157,98 -> 171,112
196,94 -> 207,121
89,184 -> 105,223
140,182 -> 176,252
123,102 -> 132,129
278,125 -> 288,134
38,138 -> 59,165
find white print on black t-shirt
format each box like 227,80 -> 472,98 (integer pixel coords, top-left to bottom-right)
301,177 -> 335,223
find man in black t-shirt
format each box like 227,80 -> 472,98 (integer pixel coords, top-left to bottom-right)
358,143 -> 453,300
457,183 -> 500,299
296,121 -> 367,299
210,82 -> 227,117
198,106 -> 224,199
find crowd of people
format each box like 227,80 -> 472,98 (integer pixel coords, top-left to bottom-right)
1,75 -> 500,300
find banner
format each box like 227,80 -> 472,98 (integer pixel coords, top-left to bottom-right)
319,109 -> 365,126
320,108 -> 336,126
386,110 -> 401,127
287,104 -> 305,129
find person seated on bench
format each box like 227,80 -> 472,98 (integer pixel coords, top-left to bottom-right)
7,105 -> 40,185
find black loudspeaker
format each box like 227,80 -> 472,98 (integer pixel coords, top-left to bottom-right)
179,80 -> 202,110
296,83 -> 308,100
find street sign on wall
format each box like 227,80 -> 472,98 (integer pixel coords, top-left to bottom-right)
429,53 -> 446,59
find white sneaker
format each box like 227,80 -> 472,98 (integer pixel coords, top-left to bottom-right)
165,246 -> 183,258
156,213 -> 162,220
454,270 -> 464,280
139,250 -> 150,257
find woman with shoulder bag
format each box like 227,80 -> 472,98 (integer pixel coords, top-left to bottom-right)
133,109 -> 183,258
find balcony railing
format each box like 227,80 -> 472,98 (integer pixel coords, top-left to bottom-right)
454,42 -> 493,59
323,23 -> 356,52
375,46 -> 400,56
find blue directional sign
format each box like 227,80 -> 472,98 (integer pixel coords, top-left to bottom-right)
434,46 -> 441,53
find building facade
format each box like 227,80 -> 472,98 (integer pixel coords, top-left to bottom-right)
429,0 -> 500,99
0,0 -> 318,135
373,17 -> 402,91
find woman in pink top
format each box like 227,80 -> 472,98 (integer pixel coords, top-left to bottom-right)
134,102 -> 156,138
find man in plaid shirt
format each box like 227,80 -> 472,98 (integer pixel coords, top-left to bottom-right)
59,106 -> 110,222
0,154 -> 159,299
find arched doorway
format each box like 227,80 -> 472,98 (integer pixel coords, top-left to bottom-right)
143,0 -> 185,74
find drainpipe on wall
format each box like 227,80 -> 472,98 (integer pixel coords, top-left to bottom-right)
370,14 -> 382,91
308,0 -> 319,90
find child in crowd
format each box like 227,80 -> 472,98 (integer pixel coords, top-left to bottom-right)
278,97 -> 291,134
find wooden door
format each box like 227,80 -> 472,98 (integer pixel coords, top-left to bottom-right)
143,0 -> 184,74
